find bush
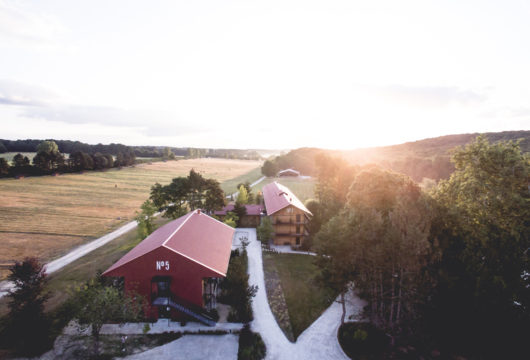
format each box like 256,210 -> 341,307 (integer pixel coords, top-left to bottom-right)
220,250 -> 257,323
238,324 -> 266,360
338,322 -> 388,360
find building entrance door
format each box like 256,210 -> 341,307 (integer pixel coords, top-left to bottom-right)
151,276 -> 172,318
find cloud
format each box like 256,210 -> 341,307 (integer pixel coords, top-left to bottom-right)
22,104 -> 209,136
0,0 -> 65,45
372,84 -> 487,107
0,79 -> 58,106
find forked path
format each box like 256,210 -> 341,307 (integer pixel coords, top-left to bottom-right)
243,228 -> 363,360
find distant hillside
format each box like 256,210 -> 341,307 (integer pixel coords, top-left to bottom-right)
262,130 -> 530,182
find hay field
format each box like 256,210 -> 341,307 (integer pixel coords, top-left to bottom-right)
0,158 -> 261,279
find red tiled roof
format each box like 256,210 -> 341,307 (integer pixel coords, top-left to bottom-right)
262,181 -> 312,216
214,204 -> 263,216
103,210 -> 234,277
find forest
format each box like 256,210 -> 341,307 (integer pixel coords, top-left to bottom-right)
309,136 -> 529,359
261,130 -> 530,182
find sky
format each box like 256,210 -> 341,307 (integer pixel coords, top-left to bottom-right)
1,0 -> 529,150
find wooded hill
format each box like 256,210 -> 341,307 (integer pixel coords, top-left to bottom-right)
262,130 -> 530,182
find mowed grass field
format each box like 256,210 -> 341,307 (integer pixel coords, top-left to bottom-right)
0,158 -> 261,279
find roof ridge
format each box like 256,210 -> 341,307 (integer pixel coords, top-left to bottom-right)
162,244 -> 226,276
161,210 -> 196,247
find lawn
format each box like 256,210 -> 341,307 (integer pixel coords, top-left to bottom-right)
262,252 -> 339,340
0,158 -> 261,280
253,177 -> 315,203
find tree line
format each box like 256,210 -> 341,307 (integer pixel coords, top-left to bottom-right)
0,140 -> 136,178
309,136 -> 529,358
0,138 -> 133,155
261,131 -> 529,181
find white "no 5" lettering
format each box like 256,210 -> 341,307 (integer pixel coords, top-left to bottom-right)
156,261 -> 170,270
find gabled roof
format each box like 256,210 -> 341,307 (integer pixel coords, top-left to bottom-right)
103,210 -> 234,277
277,168 -> 300,176
214,204 -> 264,216
262,181 -> 312,216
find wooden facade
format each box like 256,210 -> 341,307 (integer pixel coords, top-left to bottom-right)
262,181 -> 312,247
269,205 -> 310,246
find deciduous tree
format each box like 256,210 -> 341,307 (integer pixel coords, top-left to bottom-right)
4,257 -> 49,355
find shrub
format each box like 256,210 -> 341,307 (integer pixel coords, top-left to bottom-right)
220,249 -> 257,322
238,324 -> 266,360
338,322 -> 388,360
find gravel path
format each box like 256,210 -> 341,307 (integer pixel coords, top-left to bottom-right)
244,228 -> 363,360
226,176 -> 266,199
124,334 -> 239,360
0,219 -> 139,298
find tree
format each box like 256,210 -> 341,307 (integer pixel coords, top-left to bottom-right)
256,217 -> 274,244
304,198 -> 322,237
237,184 -> 249,205
429,136 -> 530,357
69,151 -> 94,170
224,212 -> 239,228
135,200 -> 157,239
255,191 -> 263,205
203,179 -> 226,213
237,181 -> 254,203
12,153 -> 30,167
314,154 -> 358,224
315,168 -> 436,334
73,278 -> 144,356
162,147 -> 176,160
150,170 -> 225,218
0,157 -> 9,175
4,257 -> 49,355
233,201 -> 247,226
36,140 -> 59,154
261,160 -> 278,177
33,150 -> 65,172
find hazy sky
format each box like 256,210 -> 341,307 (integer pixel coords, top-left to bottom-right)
1,0 -> 529,149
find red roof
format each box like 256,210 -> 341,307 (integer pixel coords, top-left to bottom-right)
262,181 -> 312,216
214,204 -> 263,216
103,210 -> 234,277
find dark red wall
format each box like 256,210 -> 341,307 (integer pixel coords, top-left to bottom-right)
104,247 -> 222,320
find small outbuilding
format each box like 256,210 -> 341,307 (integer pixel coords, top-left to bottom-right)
214,204 -> 264,227
277,168 -> 300,177
102,209 -> 234,325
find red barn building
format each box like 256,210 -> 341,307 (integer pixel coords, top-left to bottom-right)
103,209 -> 234,325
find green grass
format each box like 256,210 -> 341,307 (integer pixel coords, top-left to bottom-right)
220,167 -> 264,195
262,252 -> 339,340
254,177 -> 316,203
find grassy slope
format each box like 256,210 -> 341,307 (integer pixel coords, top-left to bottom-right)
0,158 -> 260,279
263,253 -> 339,340
220,167 -> 263,195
